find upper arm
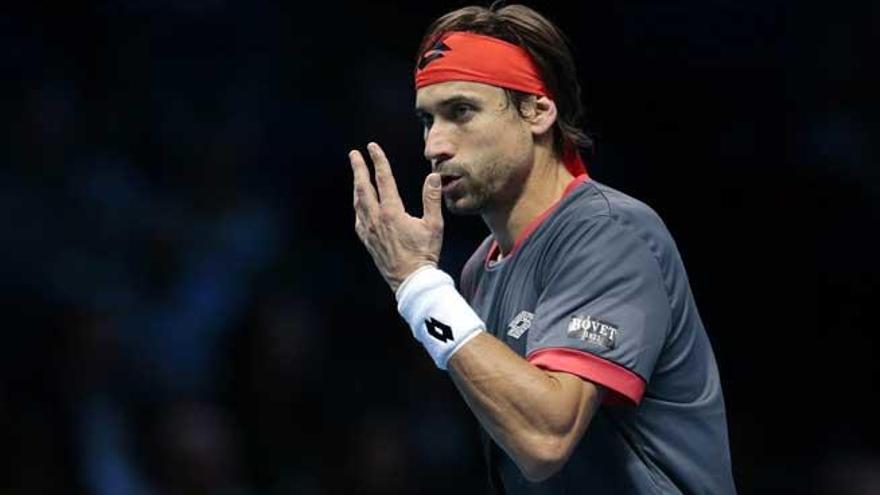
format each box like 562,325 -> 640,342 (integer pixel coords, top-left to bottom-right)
545,370 -> 605,439
527,216 -> 671,406
519,369 -> 605,482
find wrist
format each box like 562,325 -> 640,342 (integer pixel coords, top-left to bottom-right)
396,266 -> 485,369
394,264 -> 437,296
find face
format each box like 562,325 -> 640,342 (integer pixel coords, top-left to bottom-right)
415,81 -> 534,215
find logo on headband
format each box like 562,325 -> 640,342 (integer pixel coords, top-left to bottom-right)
418,40 -> 451,70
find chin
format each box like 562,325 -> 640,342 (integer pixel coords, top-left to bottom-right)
444,195 -> 484,216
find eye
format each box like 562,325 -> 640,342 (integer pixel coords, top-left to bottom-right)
451,104 -> 474,120
418,113 -> 434,130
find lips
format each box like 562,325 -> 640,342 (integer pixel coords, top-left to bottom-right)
440,174 -> 463,192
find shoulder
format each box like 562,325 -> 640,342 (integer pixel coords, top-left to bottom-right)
551,179 -> 678,263
559,180 -> 667,230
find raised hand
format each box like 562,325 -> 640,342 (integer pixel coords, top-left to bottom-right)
350,142 -> 444,292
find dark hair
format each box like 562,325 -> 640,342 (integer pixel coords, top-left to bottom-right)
417,2 -> 593,158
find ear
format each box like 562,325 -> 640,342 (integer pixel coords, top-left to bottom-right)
525,96 -> 557,138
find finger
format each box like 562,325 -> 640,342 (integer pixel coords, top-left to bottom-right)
349,149 -> 379,217
421,173 -> 444,228
367,142 -> 404,209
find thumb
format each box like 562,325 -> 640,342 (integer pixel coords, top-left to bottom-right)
421,173 -> 444,226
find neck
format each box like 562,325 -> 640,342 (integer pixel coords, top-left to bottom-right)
482,146 -> 576,256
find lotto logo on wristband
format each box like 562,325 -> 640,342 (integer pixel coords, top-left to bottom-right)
425,318 -> 454,343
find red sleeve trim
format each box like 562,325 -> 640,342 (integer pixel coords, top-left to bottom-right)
527,347 -> 646,406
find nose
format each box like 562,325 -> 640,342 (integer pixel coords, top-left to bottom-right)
423,124 -> 454,171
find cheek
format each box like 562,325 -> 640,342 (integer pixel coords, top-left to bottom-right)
491,125 -> 531,169
463,116 -> 531,181
493,115 -> 531,149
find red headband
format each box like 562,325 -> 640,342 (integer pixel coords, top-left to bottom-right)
414,31 -> 586,176
415,31 -> 550,97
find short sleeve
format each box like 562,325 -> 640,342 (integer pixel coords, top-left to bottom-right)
526,216 -> 671,406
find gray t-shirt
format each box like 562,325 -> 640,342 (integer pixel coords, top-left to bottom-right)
460,176 -> 736,494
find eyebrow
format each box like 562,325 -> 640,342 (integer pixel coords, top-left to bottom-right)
415,94 -> 481,118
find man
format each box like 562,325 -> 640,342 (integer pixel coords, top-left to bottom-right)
349,4 -> 736,494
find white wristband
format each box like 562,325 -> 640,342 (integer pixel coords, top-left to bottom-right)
395,266 -> 485,369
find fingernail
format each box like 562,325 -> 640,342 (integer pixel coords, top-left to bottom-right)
428,174 -> 441,187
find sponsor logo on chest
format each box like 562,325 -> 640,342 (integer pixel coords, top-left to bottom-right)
567,315 -> 618,349
506,311 -> 534,339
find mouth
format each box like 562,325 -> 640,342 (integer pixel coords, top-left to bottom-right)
440,174 -> 463,193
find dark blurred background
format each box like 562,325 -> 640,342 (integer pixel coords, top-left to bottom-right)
0,0 -> 876,494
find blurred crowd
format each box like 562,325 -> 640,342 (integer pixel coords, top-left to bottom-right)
1,1 -> 877,494
1,2 -> 484,493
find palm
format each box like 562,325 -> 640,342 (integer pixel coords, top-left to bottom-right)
350,142 -> 445,292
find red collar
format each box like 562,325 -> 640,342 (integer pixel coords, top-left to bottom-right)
485,173 -> 589,266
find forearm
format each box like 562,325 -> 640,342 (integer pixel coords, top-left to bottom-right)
447,332 -> 603,481
391,265 -> 600,480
